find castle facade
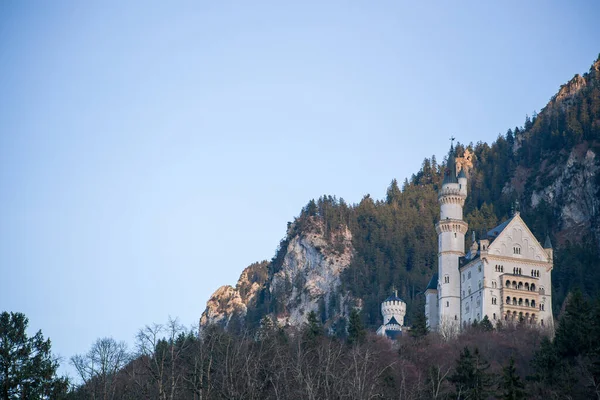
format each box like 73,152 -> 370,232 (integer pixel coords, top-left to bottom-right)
425,144 -> 554,333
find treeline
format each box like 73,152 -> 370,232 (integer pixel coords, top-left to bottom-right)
7,289 -> 600,399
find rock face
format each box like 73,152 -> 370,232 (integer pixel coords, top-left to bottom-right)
199,261 -> 268,329
199,218 -> 354,331
270,220 -> 353,327
530,145 -> 600,241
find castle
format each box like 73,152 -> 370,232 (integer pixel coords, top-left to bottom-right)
424,142 -> 554,333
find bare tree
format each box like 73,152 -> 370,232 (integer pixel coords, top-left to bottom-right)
71,337 -> 130,400
135,317 -> 192,400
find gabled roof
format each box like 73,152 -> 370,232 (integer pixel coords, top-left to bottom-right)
487,213 -> 549,262
426,273 -> 438,291
386,316 -> 401,326
487,216 -> 515,239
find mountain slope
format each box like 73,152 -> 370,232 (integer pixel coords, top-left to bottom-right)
200,55 -> 600,332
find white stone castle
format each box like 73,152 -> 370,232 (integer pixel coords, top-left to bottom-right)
376,290 -> 406,339
424,142 -> 554,334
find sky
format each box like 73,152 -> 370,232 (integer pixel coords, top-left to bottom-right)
1,0 -> 599,379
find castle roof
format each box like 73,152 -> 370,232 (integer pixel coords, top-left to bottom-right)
384,294 -> 405,303
386,316 -> 401,326
442,145 -> 458,185
457,168 -> 467,179
487,216 -> 515,240
544,235 -> 553,249
385,329 -> 402,340
426,273 -> 438,291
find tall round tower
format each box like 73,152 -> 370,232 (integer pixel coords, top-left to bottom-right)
435,142 -> 468,328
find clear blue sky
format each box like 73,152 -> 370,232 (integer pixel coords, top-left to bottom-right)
1,1 -> 599,378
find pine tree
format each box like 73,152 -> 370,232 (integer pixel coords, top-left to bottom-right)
347,308 -> 366,345
410,311 -> 429,339
0,312 -> 69,399
449,347 -> 494,400
479,315 -> 494,332
303,311 -> 323,344
499,357 -> 526,400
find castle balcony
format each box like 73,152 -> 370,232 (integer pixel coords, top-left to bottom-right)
435,219 -> 468,235
438,188 -> 466,204
501,306 -> 539,324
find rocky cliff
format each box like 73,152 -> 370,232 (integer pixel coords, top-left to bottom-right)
200,218 -> 355,331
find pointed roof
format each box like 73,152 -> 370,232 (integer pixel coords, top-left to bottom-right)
426,273 -> 438,291
487,216 -> 515,239
544,235 -> 553,249
384,294 -> 404,303
386,316 -> 401,326
487,213 -> 550,262
457,168 -> 467,179
443,144 -> 458,185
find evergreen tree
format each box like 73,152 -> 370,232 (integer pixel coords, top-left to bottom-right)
0,312 -> 69,399
479,315 -> 494,332
499,357 -> 526,400
449,347 -> 493,400
303,311 -> 323,343
410,310 -> 429,339
347,308 -> 366,345
554,290 -> 592,358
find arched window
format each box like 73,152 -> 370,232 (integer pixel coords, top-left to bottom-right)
525,283 -> 530,291
531,284 -> 536,292
518,298 -> 523,306
505,280 -> 511,288
518,282 -> 523,290
525,299 -> 530,307
531,300 -> 536,308
493,313 -> 496,320
513,297 -> 517,305
513,280 -> 517,287
446,301 -> 449,307
506,296 -> 511,304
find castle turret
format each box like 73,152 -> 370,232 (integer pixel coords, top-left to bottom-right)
435,142 -> 468,330
377,289 -> 406,339
381,290 -> 406,325
458,167 -> 467,196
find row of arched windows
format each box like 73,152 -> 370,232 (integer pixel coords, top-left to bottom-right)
505,297 -> 536,308
494,264 -> 504,272
531,269 -> 540,277
504,311 -> 535,323
505,280 -> 537,292
513,267 -> 522,275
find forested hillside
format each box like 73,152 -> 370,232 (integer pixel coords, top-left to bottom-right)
202,55 -> 600,332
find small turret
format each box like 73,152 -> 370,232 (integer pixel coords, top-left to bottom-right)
381,289 -> 406,326
458,167 -> 467,196
544,235 -> 553,261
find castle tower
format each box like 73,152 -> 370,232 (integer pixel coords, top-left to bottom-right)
435,142 -> 468,329
376,289 -> 406,339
